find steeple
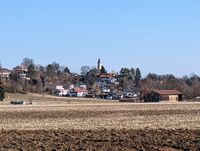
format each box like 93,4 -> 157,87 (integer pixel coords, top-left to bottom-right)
97,58 -> 102,70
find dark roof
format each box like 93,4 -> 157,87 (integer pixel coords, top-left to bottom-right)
153,90 -> 183,95
0,68 -> 11,72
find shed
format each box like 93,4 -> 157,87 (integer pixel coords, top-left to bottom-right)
144,90 -> 183,102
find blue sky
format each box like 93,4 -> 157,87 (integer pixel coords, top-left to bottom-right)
0,0 -> 200,77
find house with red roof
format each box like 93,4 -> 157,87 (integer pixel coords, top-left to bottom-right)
97,73 -> 117,84
68,87 -> 88,97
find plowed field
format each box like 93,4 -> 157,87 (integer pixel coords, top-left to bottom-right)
1,102 -> 200,150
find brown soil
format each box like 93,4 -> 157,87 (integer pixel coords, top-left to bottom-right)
0,129 -> 200,151
1,103 -> 200,130
1,97 -> 200,150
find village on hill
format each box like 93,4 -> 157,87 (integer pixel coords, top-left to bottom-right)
0,58 -> 200,103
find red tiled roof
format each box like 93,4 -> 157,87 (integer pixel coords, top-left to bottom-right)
74,87 -> 87,93
153,90 -> 183,95
99,74 -> 113,78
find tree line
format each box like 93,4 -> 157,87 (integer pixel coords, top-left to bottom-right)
0,57 -> 200,101
140,73 -> 200,100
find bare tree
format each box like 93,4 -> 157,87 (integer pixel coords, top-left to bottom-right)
21,58 -> 34,66
80,66 -> 91,76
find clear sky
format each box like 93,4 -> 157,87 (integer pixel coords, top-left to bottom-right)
0,0 -> 200,77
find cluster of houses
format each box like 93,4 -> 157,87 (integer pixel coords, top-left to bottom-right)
0,65 -> 30,80
0,60 -> 187,102
14,65 -> 30,80
52,59 -> 136,100
53,75 -> 184,103
53,59 -> 185,102
55,83 -> 88,97
54,69 -> 139,100
54,75 -> 121,100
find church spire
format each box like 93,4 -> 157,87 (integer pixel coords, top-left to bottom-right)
97,58 -> 102,70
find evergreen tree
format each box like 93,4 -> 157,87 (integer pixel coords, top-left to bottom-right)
135,68 -> 141,87
120,68 -> 130,77
100,65 -> 107,74
0,81 -> 5,101
46,64 -> 55,76
64,66 -> 70,74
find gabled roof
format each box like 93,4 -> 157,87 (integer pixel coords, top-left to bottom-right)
0,68 -> 11,73
99,74 -> 114,78
70,87 -> 88,93
76,87 -> 87,93
153,90 -> 183,95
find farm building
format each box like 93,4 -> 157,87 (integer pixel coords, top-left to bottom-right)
144,90 -> 183,102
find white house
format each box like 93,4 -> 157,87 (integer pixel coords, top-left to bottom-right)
68,87 -> 88,97
102,87 -> 111,93
0,68 -> 11,78
55,85 -> 68,96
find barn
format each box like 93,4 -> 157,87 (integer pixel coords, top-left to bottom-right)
144,90 -> 183,102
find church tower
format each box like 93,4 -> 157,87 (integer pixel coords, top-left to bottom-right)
97,58 -> 102,70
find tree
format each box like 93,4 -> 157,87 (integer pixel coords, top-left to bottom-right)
120,68 -> 130,77
80,66 -> 91,76
28,64 -> 36,77
100,65 -> 107,74
83,68 -> 100,87
183,75 -> 192,87
93,83 -> 101,96
35,64 -> 45,72
64,66 -> 70,74
135,68 -> 141,87
0,81 -> 5,101
21,58 -> 34,67
46,64 -> 54,75
46,62 -> 60,75
22,79 -> 29,94
118,67 -> 137,91
51,62 -> 60,73
147,73 -> 158,81
130,68 -> 135,76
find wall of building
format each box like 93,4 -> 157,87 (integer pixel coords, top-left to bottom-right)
144,92 -> 182,102
160,94 -> 179,102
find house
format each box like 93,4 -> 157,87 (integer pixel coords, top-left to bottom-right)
68,87 -> 88,97
20,65 -> 29,79
20,65 -> 28,72
76,83 -> 87,89
13,65 -> 29,79
98,74 -> 116,84
102,87 -> 111,93
68,84 -> 75,89
0,68 -> 11,79
144,90 -> 183,102
55,85 -> 68,96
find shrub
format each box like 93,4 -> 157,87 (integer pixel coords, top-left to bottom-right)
0,86 -> 5,101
